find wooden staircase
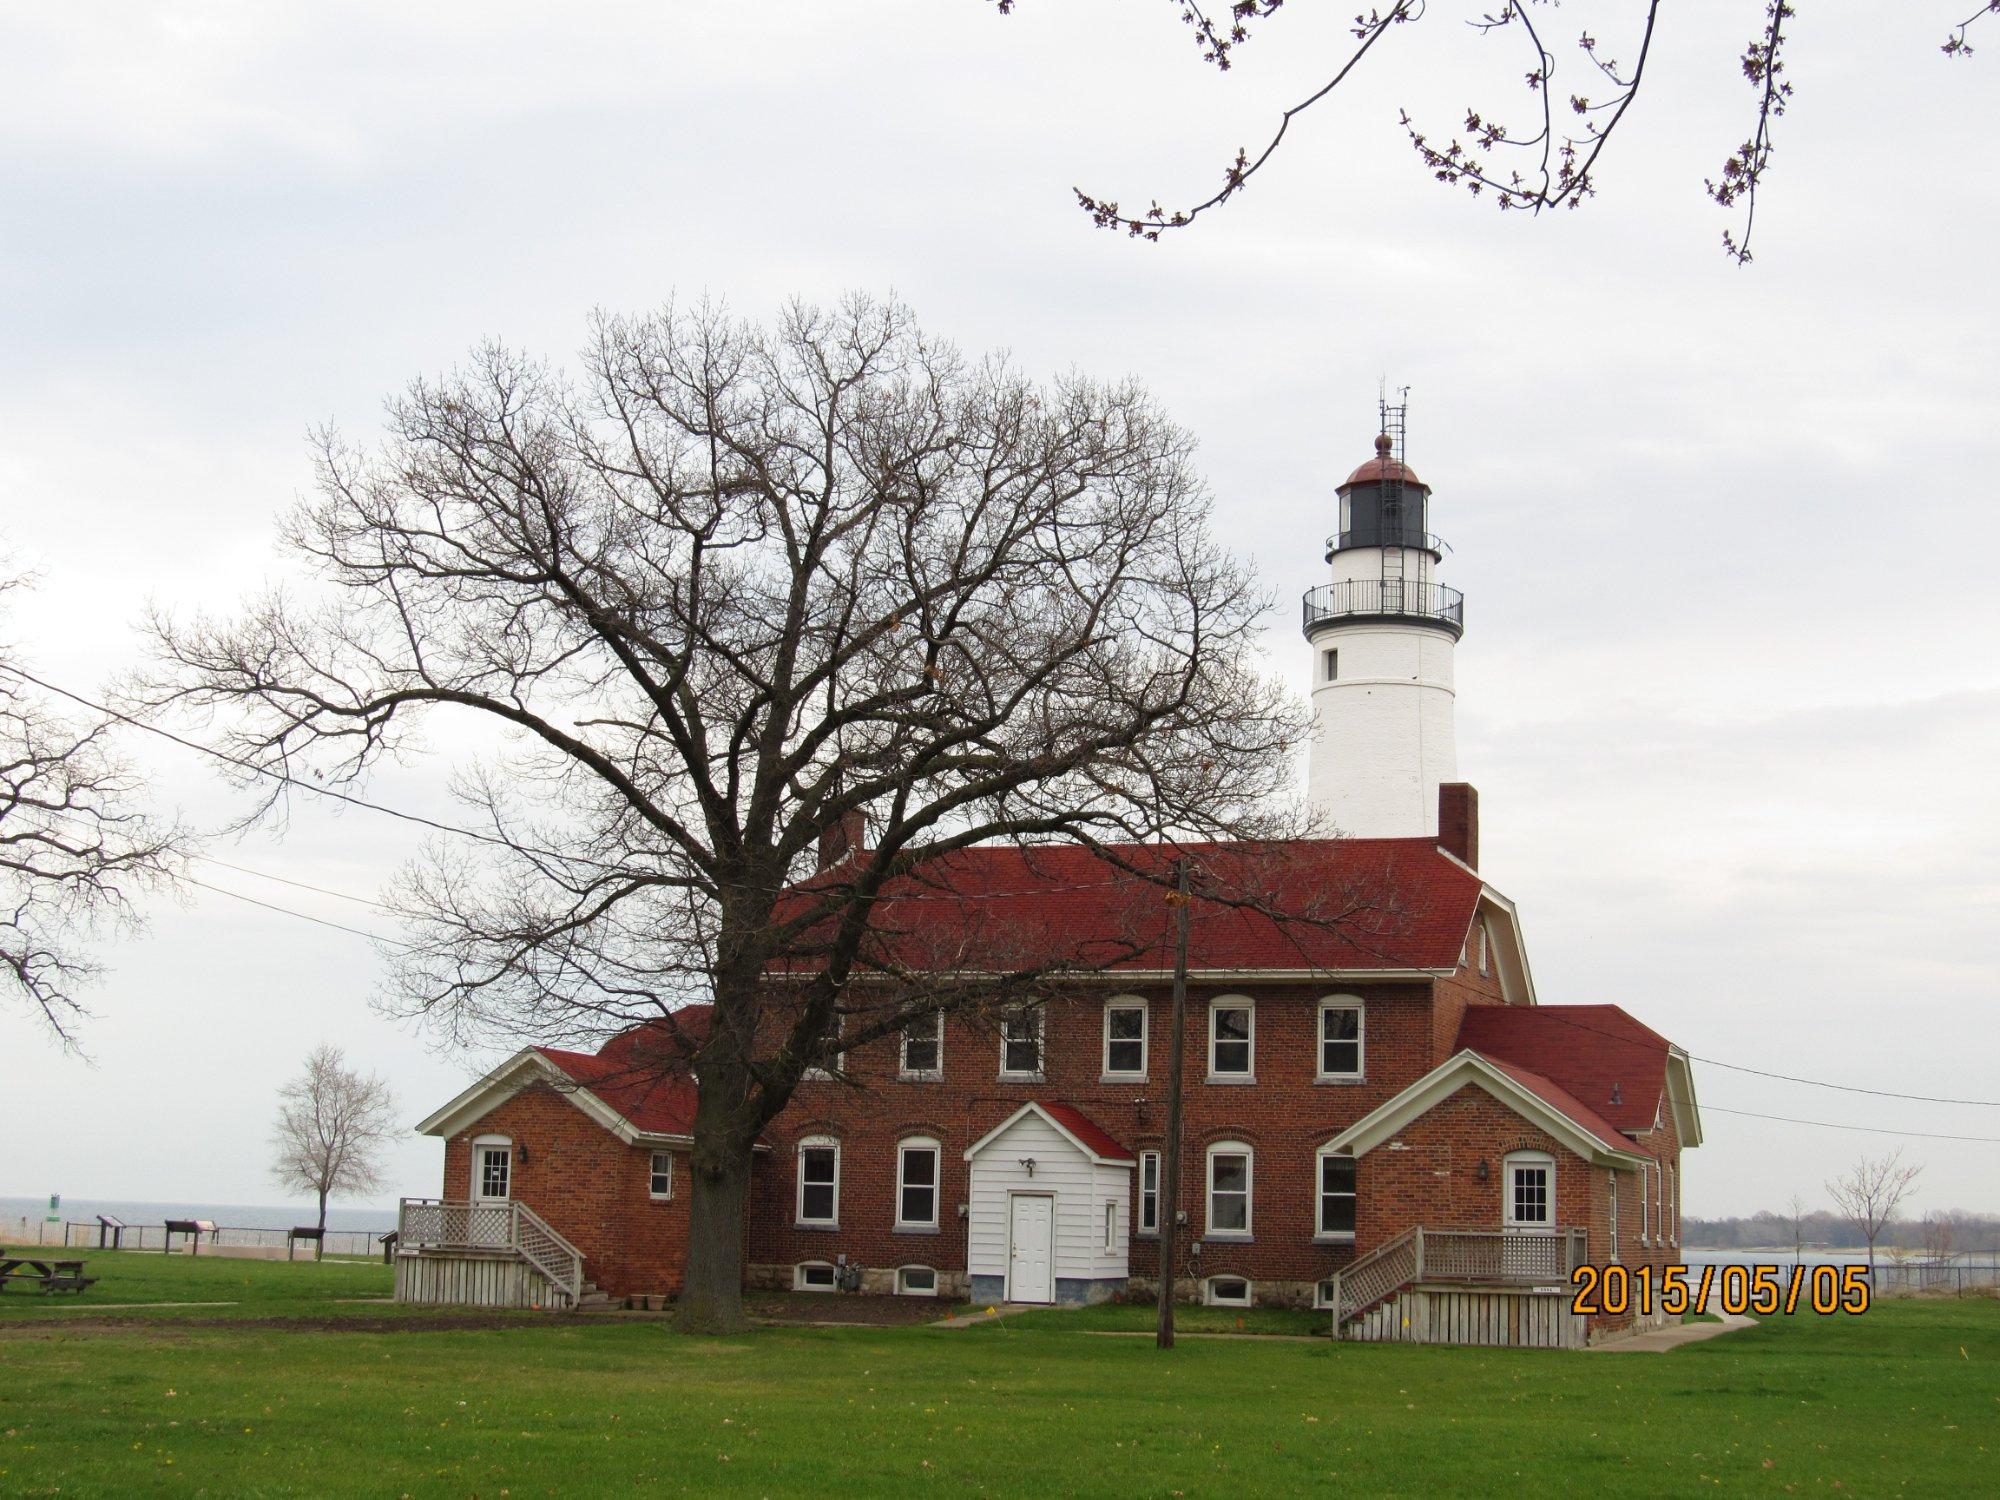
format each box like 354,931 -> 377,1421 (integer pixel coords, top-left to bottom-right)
394,1198 -> 588,1310
1329,1227 -> 1589,1342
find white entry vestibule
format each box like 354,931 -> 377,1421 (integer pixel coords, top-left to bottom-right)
962,1102 -> 1133,1305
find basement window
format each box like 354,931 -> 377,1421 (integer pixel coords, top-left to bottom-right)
1313,1279 -> 1339,1310
794,1262 -> 837,1292
896,1265 -> 938,1297
1204,1276 -> 1252,1308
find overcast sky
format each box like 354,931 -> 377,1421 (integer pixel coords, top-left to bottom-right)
4,2 -> 1995,1221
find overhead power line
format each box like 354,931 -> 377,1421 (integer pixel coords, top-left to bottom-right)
7,663 -> 1997,1113
1702,1104 -> 2000,1145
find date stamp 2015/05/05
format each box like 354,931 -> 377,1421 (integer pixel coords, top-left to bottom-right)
1570,1263 -> 1871,1317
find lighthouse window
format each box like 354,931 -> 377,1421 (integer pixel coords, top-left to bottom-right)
1322,649 -> 1339,682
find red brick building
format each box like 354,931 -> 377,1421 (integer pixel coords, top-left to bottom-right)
401,430 -> 1703,1344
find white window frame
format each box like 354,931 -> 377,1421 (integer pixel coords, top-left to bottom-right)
1313,1278 -> 1340,1310
471,1134 -> 512,1201
794,1261 -> 837,1292
1609,1170 -> 1620,1262
895,1265 -> 938,1298
1206,997 -> 1255,1081
895,1136 -> 941,1231
1205,1140 -> 1254,1239
795,1135 -> 841,1227
1137,1149 -> 1160,1236
1203,1275 -> 1253,1307
1668,1165 -> 1678,1246
1314,1146 -> 1357,1241
898,1011 -> 944,1080
1322,647 -> 1339,682
1503,1150 -> 1555,1230
1101,997 -> 1149,1080
1104,1200 -> 1119,1252
1641,1161 -> 1652,1245
802,1014 -> 845,1081
1476,922 -> 1491,976
1315,997 -> 1365,1081
648,1149 -> 675,1201
999,1006 -> 1044,1080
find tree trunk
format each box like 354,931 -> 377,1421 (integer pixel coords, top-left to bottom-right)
678,1142 -> 755,1334
317,1188 -> 328,1238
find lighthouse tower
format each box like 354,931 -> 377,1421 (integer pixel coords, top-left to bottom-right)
1303,409 -> 1465,838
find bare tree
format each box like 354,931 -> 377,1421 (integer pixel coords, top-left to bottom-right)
146,295 -> 1338,1331
993,1 -> 1993,263
1786,1192 -> 1808,1262
1919,1210 -> 1954,1264
1825,1149 -> 1923,1277
270,1043 -> 401,1237
0,569 -> 183,1046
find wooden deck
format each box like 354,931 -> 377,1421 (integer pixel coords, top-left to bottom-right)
1331,1227 -> 1590,1347
391,1199 -> 586,1311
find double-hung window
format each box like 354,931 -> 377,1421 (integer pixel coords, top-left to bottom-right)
1316,1149 -> 1356,1238
648,1150 -> 674,1200
1137,1149 -> 1160,1235
1317,999 -> 1363,1080
896,1138 -> 940,1230
803,1014 -> 845,1081
1103,999 -> 1148,1079
796,1136 -> 840,1226
1504,1151 -> 1553,1230
900,1012 -> 943,1079
1208,999 -> 1254,1080
1206,1142 -> 1253,1237
1000,1007 -> 1044,1079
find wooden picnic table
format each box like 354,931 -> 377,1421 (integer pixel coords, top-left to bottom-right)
0,1252 -> 97,1294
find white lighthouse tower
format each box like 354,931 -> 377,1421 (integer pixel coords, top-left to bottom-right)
1303,406 -> 1465,838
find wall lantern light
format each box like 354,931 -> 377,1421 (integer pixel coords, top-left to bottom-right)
1018,1157 -> 1037,1177
1475,1157 -> 1489,1183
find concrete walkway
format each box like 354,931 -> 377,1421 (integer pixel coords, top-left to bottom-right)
1589,1312 -> 1757,1352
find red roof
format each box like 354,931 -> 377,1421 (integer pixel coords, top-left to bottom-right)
1478,1055 -> 1633,1157
534,1006 -> 710,1137
1341,434 -> 1426,491
1457,1004 -> 1672,1137
779,838 -> 1482,976
1039,1102 -> 1134,1163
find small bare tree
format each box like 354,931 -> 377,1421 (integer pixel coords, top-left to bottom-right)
1786,1192 -> 1808,1263
1825,1149 -> 1923,1277
1919,1211 -> 1955,1264
271,1043 -> 401,1237
149,295 -> 1336,1332
0,569 -> 183,1046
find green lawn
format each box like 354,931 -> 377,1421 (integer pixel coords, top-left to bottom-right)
0,1255 -> 1993,1497
0,1249 -> 404,1321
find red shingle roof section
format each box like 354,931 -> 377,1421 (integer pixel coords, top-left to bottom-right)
534,1005 -> 710,1138
780,838 -> 1482,975
1476,1055 -> 1633,1156
1040,1102 -> 1135,1163
1457,1004 -> 1672,1136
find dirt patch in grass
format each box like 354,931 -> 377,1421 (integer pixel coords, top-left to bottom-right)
741,1291 -> 959,1326
0,1311 -> 569,1339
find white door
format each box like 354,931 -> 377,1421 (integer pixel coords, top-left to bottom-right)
1007,1194 -> 1055,1304
470,1142 -> 513,1246
1502,1154 -> 1555,1278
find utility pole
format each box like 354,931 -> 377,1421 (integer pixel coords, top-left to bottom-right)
1155,854 -> 1192,1350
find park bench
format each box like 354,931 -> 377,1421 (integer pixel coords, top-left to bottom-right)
0,1252 -> 97,1294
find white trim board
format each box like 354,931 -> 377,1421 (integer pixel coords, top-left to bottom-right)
1323,1049 -> 1648,1170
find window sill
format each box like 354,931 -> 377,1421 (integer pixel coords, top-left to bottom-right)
1205,1074 -> 1256,1085
893,1225 -> 942,1236
648,1195 -> 674,1204
1202,1233 -> 1254,1244
897,1072 -> 944,1084
793,1221 -> 841,1232
1100,1074 -> 1149,1086
1312,1233 -> 1357,1245
1314,1075 -> 1366,1086
997,1073 -> 1045,1084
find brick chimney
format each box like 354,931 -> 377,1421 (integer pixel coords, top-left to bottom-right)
1437,782 -> 1479,870
817,808 -> 866,872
